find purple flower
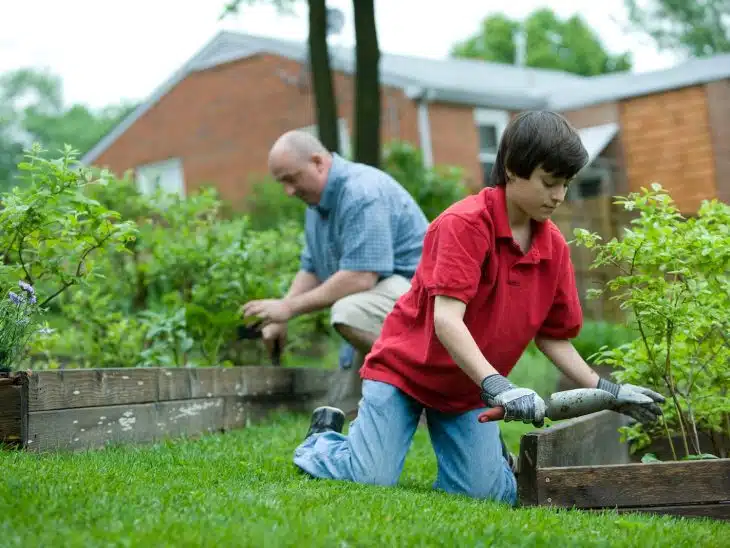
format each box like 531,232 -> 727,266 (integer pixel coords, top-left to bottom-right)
18,280 -> 34,296
8,291 -> 22,306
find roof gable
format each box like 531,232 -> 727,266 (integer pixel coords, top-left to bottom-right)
81,30 -> 730,165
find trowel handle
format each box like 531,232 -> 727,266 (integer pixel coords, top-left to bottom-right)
478,406 -> 505,423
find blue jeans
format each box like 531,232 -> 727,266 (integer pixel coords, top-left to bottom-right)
293,379 -> 518,505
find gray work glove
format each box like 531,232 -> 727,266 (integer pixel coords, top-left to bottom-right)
480,374 -> 547,427
597,377 -> 666,424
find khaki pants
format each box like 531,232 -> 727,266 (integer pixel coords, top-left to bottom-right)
323,274 -> 411,415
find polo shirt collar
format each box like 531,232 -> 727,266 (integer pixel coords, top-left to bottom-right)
488,185 -> 553,262
315,153 -> 346,217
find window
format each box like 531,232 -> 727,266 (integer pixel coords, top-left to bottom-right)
135,158 -> 185,198
567,166 -> 610,201
474,109 -> 509,187
299,118 -> 352,158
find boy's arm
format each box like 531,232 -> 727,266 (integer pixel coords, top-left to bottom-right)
434,295 -> 547,426
433,295 -> 500,384
535,335 -> 666,424
533,336 -> 599,389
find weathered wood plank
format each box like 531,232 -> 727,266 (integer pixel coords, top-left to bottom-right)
27,366 -> 333,412
24,397 -> 236,452
612,502 -> 730,520
291,367 -> 334,396
23,391 -> 324,453
28,369 -> 159,412
522,410 -> 632,469
0,384 -> 22,445
517,431 -> 540,506
537,459 -> 730,508
24,401 -> 158,452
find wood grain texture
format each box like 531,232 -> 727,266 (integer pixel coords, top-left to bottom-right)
27,366 -> 331,412
537,459 -> 730,508
521,410 -> 632,469
6,366 -> 331,452
23,394 -> 319,452
0,385 -> 22,444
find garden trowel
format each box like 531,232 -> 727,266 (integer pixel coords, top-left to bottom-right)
477,388 -> 616,423
236,320 -> 282,366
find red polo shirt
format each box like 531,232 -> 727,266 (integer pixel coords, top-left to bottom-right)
360,185 -> 583,414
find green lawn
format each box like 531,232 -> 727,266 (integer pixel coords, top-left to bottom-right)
0,413 -> 726,547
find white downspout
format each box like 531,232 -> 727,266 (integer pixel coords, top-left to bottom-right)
416,89 -> 434,169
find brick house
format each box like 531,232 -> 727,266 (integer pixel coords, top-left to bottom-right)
82,30 -> 730,214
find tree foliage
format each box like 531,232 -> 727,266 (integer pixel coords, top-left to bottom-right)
451,8 -> 632,76
0,68 -> 135,191
625,0 -> 730,57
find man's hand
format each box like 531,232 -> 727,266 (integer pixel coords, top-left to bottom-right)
480,374 -> 547,427
261,322 -> 287,358
597,377 -> 666,424
240,299 -> 293,325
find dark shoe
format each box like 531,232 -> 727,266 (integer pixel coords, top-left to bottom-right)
304,406 -> 345,440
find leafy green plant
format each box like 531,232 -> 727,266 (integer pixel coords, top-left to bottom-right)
571,320 -> 638,364
242,176 -> 306,231
138,307 -> 194,367
0,144 -> 137,308
382,141 -> 468,221
574,184 -> 730,460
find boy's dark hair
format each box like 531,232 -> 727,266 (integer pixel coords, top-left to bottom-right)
490,110 -> 589,186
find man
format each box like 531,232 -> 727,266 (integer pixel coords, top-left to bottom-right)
241,130 -> 429,411
291,110 -> 665,503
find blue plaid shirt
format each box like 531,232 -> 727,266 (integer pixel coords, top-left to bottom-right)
300,154 -> 428,282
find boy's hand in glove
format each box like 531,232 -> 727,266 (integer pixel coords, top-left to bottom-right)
597,377 -> 666,424
480,374 -> 547,427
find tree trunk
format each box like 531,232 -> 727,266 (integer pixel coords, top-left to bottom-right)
308,0 -> 339,153
352,0 -> 381,167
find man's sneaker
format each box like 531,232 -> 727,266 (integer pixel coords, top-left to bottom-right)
304,406 -> 345,440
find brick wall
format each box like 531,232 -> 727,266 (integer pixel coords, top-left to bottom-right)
560,102 -> 620,128
619,85 -> 717,213
93,54 -> 420,207
705,79 -> 730,204
428,102 -> 482,191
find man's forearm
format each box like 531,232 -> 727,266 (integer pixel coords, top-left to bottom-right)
285,270 -> 321,299
285,270 -> 378,317
534,336 -> 600,389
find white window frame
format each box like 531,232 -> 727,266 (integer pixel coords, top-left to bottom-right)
299,118 -> 352,158
134,157 -> 185,198
474,109 -> 509,186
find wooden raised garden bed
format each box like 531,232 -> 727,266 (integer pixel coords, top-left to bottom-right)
0,366 -> 331,452
517,410 -> 730,520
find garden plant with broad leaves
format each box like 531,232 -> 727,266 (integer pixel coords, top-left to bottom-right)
574,183 -> 730,460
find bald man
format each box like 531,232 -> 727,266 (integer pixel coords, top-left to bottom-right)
242,131 -> 429,412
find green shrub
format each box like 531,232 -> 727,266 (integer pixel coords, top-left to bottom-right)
571,320 -> 638,363
574,184 -> 730,459
382,140 -> 469,220
0,145 -> 137,368
28,175 -> 327,368
243,176 -> 306,231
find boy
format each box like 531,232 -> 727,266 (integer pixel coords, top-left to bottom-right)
292,111 -> 665,505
